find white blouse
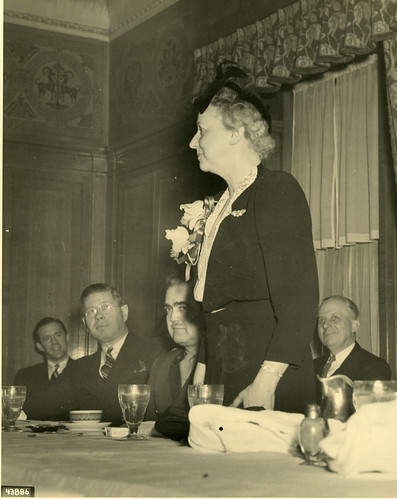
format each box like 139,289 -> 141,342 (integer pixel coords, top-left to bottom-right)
194,166 -> 258,302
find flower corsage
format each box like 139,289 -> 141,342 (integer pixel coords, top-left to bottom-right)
165,197 -> 216,280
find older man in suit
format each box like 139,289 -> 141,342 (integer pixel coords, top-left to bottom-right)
14,317 -> 76,420
70,283 -> 162,425
314,296 -> 391,400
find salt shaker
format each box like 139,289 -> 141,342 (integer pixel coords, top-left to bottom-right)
299,403 -> 327,464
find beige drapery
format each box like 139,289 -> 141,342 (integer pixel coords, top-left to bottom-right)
290,57 -> 380,356
291,55 -> 379,250
315,243 -> 379,356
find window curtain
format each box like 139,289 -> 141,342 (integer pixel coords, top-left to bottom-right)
290,57 -> 379,357
192,0 -> 397,186
291,55 -> 379,249
314,243 -> 379,357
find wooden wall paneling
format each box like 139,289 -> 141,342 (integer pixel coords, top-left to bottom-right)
115,168 -> 157,338
378,51 -> 397,377
2,171 -> 14,381
109,1 -> 193,148
2,166 -> 93,383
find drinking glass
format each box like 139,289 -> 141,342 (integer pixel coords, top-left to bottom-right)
353,380 -> 397,410
2,386 -> 27,432
118,384 -> 150,439
188,384 -> 224,408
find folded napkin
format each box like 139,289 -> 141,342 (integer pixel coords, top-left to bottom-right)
188,404 -> 304,453
320,399 -> 397,476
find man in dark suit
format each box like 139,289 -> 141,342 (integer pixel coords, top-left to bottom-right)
314,296 -> 391,401
14,317 -> 76,420
70,283 -> 162,425
146,273 -> 204,421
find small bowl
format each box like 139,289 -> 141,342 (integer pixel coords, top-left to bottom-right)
69,410 -> 102,422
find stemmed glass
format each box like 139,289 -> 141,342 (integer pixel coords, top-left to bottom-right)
2,386 -> 27,432
188,384 -> 224,408
118,384 -> 150,440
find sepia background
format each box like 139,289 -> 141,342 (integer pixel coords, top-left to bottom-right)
3,0 -> 396,385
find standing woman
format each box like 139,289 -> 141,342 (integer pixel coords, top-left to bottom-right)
184,63 -> 318,412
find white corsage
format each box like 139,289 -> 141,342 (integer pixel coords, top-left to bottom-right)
165,197 -> 216,279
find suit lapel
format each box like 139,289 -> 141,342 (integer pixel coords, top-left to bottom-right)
333,343 -> 359,377
98,333 -> 147,406
80,350 -> 104,398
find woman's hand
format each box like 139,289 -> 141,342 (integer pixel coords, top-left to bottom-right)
230,361 -> 288,409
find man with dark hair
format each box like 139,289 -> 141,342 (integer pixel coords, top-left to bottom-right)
146,273 -> 204,421
314,296 -> 391,392
70,283 -> 162,425
14,317 -> 75,420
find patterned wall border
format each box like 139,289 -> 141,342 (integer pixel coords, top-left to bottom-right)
4,1 -> 180,42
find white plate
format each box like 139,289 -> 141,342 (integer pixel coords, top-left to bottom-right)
63,421 -> 112,432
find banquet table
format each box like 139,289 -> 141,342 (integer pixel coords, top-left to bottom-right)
2,422 -> 397,498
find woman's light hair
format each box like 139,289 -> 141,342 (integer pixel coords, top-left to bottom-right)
210,86 -> 276,160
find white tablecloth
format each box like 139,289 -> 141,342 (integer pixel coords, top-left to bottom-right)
2,422 -> 397,497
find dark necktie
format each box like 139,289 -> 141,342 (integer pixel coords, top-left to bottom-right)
51,364 -> 59,381
101,347 -> 114,380
179,351 -> 196,387
321,354 -> 336,377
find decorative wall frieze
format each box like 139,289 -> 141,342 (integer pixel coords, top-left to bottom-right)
4,24 -> 106,146
4,0 -> 180,42
4,9 -> 110,41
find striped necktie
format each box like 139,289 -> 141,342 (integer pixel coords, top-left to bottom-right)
321,354 -> 336,377
101,347 -> 114,380
51,364 -> 60,381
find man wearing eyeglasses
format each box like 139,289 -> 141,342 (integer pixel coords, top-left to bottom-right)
70,283 -> 161,425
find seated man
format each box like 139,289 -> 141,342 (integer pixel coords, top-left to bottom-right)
146,273 -> 204,421
314,296 -> 391,401
70,283 -> 162,425
14,317 -> 75,420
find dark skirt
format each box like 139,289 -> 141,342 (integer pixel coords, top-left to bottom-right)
202,300 -> 316,413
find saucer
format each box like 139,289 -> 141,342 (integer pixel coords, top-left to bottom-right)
63,421 -> 111,433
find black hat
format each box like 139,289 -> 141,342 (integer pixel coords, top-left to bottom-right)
194,61 -> 272,133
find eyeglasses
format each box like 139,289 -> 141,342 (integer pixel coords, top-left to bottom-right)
84,304 -> 121,318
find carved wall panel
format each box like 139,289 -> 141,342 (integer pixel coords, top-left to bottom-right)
109,2 -> 193,145
4,24 -> 107,146
2,164 -> 94,384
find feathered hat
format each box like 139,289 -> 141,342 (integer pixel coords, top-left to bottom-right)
194,61 -> 272,133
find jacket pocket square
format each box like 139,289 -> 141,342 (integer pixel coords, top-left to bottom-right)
133,360 -> 148,373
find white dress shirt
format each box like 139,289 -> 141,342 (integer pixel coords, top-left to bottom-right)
98,332 -> 128,377
327,342 -> 356,377
47,357 -> 69,380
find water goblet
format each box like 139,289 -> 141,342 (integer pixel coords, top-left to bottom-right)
188,384 -> 224,408
118,384 -> 151,439
2,386 -> 27,432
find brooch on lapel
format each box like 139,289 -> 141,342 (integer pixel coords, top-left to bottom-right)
230,209 -> 246,218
